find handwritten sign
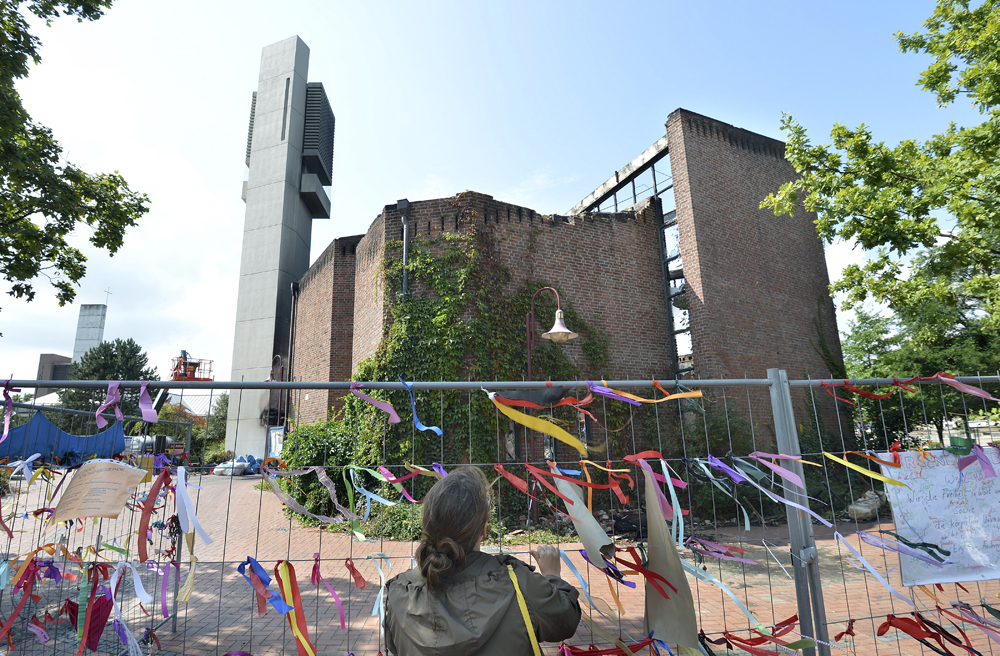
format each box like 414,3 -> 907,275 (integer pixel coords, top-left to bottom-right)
879,448 -> 1000,586
47,459 -> 148,529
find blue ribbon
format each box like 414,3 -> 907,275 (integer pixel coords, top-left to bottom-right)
237,557 -> 292,614
559,549 -> 616,623
399,377 -> 443,436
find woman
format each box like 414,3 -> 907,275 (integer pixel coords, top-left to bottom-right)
384,467 -> 581,655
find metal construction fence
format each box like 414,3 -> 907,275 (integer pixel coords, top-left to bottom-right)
1,371 -> 998,656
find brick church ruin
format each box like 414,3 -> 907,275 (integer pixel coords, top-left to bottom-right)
228,38 -> 842,449
287,109 -> 843,427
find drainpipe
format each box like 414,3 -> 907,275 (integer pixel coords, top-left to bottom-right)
398,198 -> 410,297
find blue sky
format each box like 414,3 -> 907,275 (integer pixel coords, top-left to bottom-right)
1,0 -> 980,383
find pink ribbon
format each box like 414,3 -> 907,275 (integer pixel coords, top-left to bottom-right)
686,537 -> 758,565
138,381 -> 158,423
311,554 -> 345,629
747,453 -> 805,490
350,383 -> 400,423
957,444 -> 997,478
377,466 -> 422,503
2,379 -> 19,444
95,381 -> 124,429
26,618 -> 50,644
930,373 -> 1000,402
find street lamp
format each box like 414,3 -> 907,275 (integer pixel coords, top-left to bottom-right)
525,287 -> 578,522
526,287 -> 578,381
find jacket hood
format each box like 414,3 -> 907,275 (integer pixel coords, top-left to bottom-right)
386,551 -> 526,656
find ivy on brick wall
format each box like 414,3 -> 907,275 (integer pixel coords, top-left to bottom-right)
280,212 -> 613,521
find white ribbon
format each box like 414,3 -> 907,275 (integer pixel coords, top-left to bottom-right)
109,561 -> 153,656
175,467 -> 212,545
8,454 -> 41,493
835,532 -> 913,608
365,552 -> 391,634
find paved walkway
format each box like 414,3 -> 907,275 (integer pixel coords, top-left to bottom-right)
1,473 -> 998,655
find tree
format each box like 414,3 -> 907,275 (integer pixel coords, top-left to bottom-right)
761,0 -> 1000,341
59,338 -> 158,416
840,307 -> 1000,444
205,392 -> 228,445
1,1 -> 149,332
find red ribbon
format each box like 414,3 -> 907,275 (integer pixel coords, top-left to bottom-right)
834,619 -> 856,641
274,561 -> 316,656
139,468 -> 171,564
613,547 -> 677,600
345,558 -> 367,590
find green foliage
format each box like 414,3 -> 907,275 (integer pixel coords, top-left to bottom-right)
205,450 -> 234,467
279,416 -> 356,525
59,338 -> 158,415
841,308 -> 1000,445
191,393 -> 228,463
283,215 -> 612,531
0,1 -> 149,332
761,0 -> 1000,340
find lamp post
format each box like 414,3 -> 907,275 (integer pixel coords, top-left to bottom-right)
525,287 -> 579,521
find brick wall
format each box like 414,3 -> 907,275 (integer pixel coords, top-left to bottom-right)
667,108 -> 843,381
291,235 -> 361,426
352,213 -> 387,371
358,192 -> 674,381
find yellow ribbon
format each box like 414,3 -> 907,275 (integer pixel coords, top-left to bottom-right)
404,461 -> 443,479
177,532 -> 197,603
507,565 -> 541,656
277,560 -> 316,656
599,379 -> 703,404
490,396 -> 587,455
917,585 -> 943,604
606,575 -> 626,616
580,614 -> 632,654
823,452 -> 909,487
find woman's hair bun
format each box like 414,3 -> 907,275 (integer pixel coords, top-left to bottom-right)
414,468 -> 491,588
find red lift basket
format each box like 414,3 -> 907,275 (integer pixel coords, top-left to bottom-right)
170,350 -> 214,381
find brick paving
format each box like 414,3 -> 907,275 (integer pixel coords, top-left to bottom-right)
2,473 -> 999,655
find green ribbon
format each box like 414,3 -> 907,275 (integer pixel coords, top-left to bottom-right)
879,530 -> 951,562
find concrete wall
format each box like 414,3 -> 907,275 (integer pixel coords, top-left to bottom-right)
666,108 -> 842,380
35,353 -> 72,397
227,36 -> 320,455
72,304 -> 106,362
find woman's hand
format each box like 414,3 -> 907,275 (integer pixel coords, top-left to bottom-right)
528,544 -> 561,578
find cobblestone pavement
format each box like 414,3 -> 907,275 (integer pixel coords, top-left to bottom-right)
1,473 -> 998,655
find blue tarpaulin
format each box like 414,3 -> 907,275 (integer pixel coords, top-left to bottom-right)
0,411 -> 126,464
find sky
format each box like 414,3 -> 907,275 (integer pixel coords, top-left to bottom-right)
0,0 -> 981,384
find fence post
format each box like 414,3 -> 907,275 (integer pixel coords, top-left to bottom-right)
767,368 -> 830,656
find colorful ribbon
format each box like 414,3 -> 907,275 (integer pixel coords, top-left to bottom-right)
311,554 -> 345,629
345,558 -> 367,589
835,532 -> 914,608
859,531 -> 950,566
108,561 -> 153,656
350,382 -> 400,423
2,379 -> 19,444
138,468 -> 171,564
274,560 -> 316,656
365,552 -> 391,634
175,466 -> 212,545
138,381 -> 158,423
95,381 -> 124,429
823,451 -> 908,487
399,377 -> 443,435
686,537 -> 758,565
957,444 -> 997,478
488,391 -> 587,455
237,557 -> 292,615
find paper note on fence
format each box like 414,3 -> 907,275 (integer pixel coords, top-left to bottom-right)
47,460 -> 148,528
879,449 -> 1000,586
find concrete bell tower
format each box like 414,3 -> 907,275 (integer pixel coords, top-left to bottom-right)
227,36 -> 334,454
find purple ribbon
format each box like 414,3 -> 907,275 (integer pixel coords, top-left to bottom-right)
152,453 -> 172,473
350,382 -> 400,423
111,618 -> 129,645
161,561 -> 179,618
587,381 -> 641,406
26,621 -> 51,644
706,454 -> 747,483
857,531 -> 949,566
686,537 -> 758,564
2,379 -> 19,444
138,381 -> 158,423
957,444 -> 997,478
432,462 -> 448,477
41,561 -> 62,583
579,549 -> 636,588
95,381 -> 124,429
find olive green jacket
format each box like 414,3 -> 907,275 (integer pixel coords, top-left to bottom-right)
384,551 -> 581,656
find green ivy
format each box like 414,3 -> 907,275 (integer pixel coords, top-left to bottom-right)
283,213 -> 614,523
